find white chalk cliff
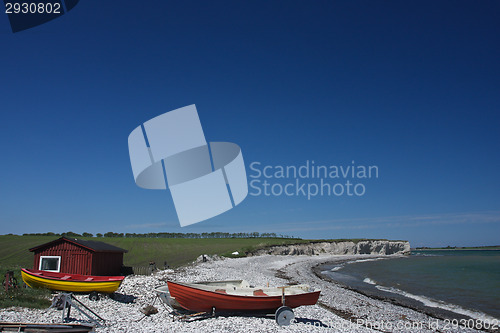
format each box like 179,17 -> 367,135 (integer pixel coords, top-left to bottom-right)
249,240 -> 411,256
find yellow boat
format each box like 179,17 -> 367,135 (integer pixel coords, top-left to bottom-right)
21,268 -> 125,293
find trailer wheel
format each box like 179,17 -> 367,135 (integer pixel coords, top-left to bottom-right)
89,291 -> 100,301
275,306 -> 294,326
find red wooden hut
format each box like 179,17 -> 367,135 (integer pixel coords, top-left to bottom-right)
29,237 -> 128,276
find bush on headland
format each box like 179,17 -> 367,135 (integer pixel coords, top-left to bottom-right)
21,231 -> 301,239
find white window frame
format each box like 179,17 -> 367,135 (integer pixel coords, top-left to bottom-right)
39,255 -> 61,272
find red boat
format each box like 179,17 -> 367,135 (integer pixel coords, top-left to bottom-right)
165,280 -> 320,313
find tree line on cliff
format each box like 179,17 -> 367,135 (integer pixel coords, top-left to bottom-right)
19,231 -> 300,239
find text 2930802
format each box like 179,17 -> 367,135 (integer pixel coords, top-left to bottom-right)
5,2 -> 61,14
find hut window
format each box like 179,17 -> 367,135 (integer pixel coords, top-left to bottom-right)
39,256 -> 61,272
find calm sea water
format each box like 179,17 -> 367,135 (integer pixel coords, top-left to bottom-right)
321,250 -> 500,321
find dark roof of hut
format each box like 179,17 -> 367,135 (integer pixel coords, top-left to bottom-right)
29,237 -> 128,253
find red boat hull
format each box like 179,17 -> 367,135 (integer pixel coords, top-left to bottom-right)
167,281 -> 321,313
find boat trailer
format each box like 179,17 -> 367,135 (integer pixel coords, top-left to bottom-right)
154,285 -> 295,326
164,305 -> 295,326
51,293 -> 105,327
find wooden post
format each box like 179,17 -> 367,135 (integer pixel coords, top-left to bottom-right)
4,271 -> 16,292
4,271 -> 10,292
279,286 -> 286,306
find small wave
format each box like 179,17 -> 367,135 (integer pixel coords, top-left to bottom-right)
330,266 -> 343,272
348,257 -> 388,264
363,278 -> 377,285
374,285 -> 498,322
411,253 -> 439,257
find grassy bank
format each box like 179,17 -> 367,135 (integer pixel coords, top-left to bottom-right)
0,235 -> 308,269
0,267 -> 51,309
0,235 -> 405,269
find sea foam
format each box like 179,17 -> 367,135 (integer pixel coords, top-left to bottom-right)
363,277 -> 377,285
374,284 -> 499,323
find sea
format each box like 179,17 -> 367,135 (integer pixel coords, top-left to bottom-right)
320,250 -> 500,322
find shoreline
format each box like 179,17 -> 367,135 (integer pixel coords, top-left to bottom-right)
310,259 -> 488,325
0,254 -> 494,332
268,254 -> 496,333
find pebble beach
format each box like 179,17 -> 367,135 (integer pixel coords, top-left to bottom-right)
0,254 -> 486,332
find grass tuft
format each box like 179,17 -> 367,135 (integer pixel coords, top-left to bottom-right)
0,266 -> 51,309
0,287 -> 52,309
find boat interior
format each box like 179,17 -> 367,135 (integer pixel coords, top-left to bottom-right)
174,280 -> 317,296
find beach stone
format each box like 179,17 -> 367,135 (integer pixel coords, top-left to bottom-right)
0,253 -> 481,333
140,305 -> 158,316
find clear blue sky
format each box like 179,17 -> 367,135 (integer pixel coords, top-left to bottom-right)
1,1 -> 499,247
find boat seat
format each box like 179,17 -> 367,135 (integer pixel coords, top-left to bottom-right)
215,289 -> 227,294
85,277 -> 94,281
61,276 -> 71,280
253,289 -> 267,296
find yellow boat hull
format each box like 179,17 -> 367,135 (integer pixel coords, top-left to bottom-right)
21,270 -> 123,293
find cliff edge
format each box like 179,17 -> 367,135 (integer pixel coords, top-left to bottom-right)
249,240 -> 411,256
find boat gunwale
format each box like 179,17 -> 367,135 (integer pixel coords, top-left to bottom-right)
21,268 -> 125,283
167,280 -> 320,300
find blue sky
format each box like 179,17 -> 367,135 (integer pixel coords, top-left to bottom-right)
1,1 -> 499,247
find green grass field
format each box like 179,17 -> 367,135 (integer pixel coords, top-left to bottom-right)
97,237 -> 312,268
0,235 -> 310,269
0,235 -> 400,270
